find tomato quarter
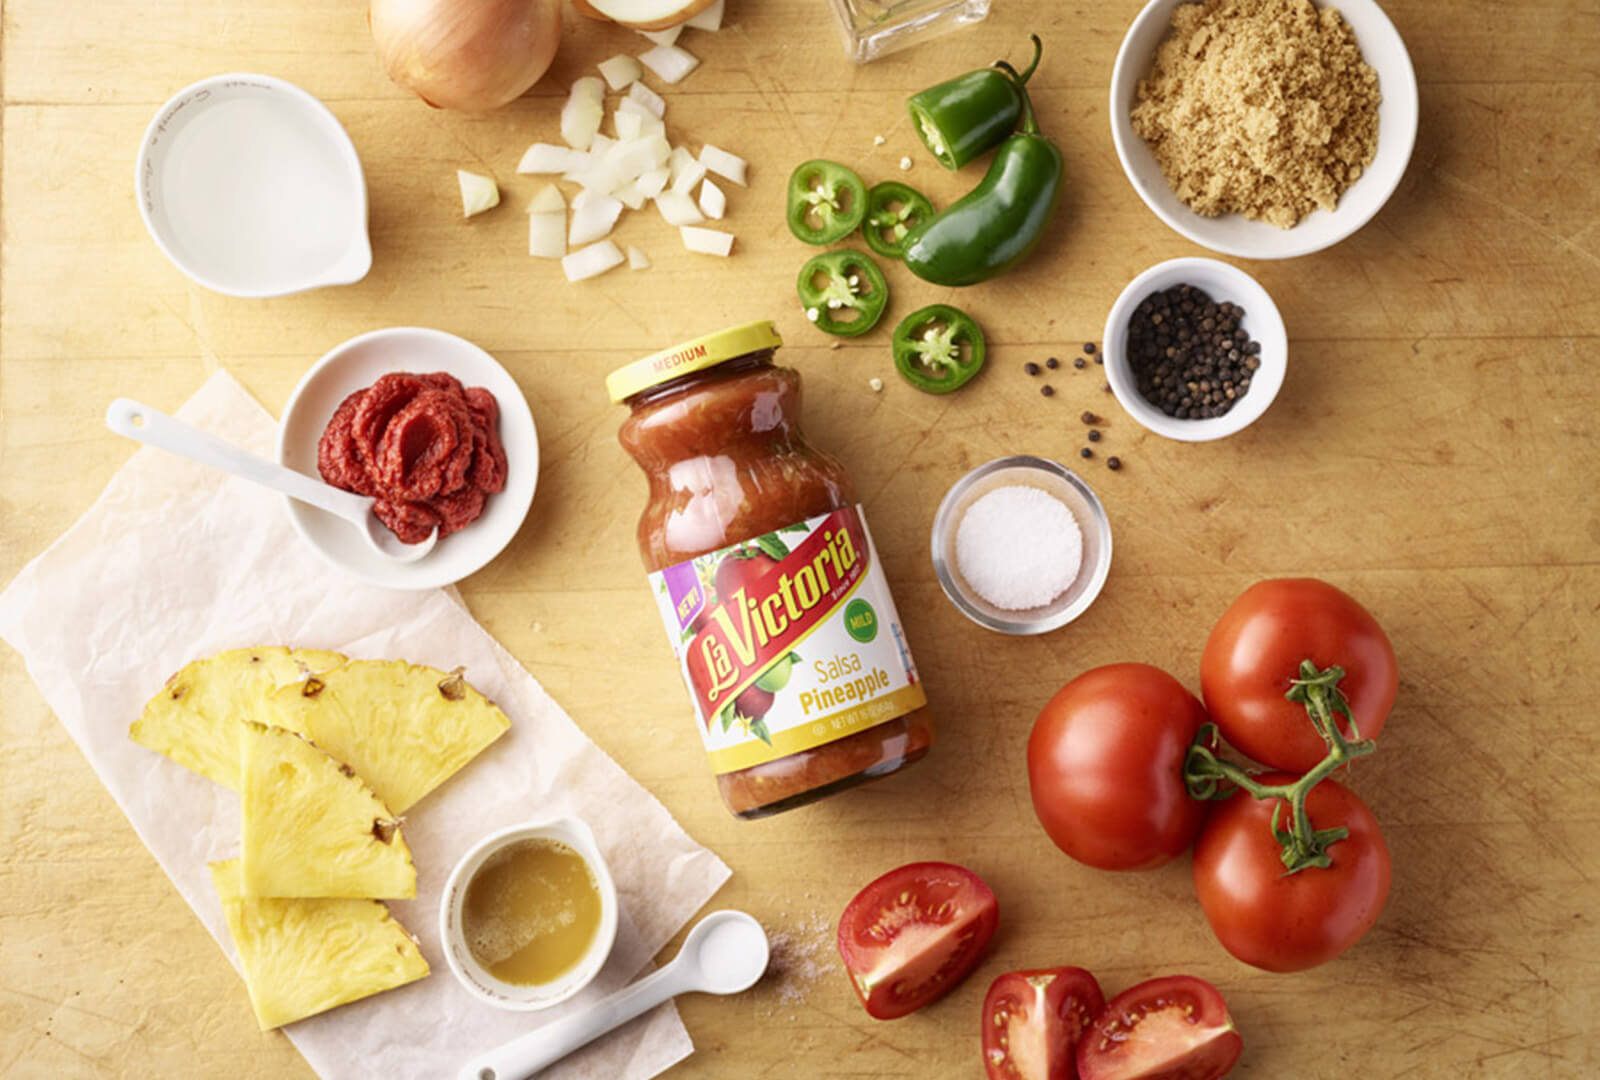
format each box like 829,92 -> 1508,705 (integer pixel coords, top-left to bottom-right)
983,966 -> 1105,1080
837,861 -> 999,1020
1076,976 -> 1241,1080
1192,774 -> 1391,972
1200,579 -> 1397,773
1028,664 -> 1212,871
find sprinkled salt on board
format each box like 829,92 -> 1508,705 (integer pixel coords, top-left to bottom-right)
955,486 -> 1083,610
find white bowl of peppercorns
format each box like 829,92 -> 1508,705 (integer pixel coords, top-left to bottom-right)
1102,257 -> 1287,443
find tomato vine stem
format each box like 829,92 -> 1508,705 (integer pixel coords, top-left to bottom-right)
1184,661 -> 1377,874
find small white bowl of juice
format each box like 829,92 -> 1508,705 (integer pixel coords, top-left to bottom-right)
440,817 -> 619,1011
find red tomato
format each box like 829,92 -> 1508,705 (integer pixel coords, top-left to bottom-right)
1192,773 -> 1391,972
1200,579 -> 1397,773
1027,664 -> 1211,871
983,967 -> 1105,1080
1076,976 -> 1242,1080
714,548 -> 780,603
837,861 -> 999,1020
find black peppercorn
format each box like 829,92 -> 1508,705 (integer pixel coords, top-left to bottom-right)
1024,362 -> 1041,376
1125,283 -> 1263,421
1046,357 -> 1060,370
1080,447 -> 1093,459
1107,457 -> 1122,471
1088,429 -> 1102,442
1041,385 -> 1055,397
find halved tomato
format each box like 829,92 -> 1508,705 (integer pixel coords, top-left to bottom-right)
983,966 -> 1105,1080
837,861 -> 999,1020
1076,976 -> 1241,1080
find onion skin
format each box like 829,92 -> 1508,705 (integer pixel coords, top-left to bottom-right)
585,0 -> 716,32
370,0 -> 562,112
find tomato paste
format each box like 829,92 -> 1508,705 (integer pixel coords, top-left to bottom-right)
609,321 -> 934,818
318,371 -> 507,543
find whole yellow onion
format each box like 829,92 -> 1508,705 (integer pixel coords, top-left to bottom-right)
370,0 -> 563,112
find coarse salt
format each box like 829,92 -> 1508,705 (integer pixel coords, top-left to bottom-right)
955,486 -> 1083,610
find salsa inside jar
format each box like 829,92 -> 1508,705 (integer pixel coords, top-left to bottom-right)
610,321 -> 934,819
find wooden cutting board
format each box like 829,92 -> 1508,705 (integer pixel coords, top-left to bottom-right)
1,1 -> 1595,1076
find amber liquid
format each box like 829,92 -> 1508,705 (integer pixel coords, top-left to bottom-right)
462,839 -> 602,986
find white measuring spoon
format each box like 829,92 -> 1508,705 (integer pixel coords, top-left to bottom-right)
458,911 -> 770,1080
105,398 -> 437,562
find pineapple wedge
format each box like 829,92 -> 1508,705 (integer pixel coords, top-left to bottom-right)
132,647 -> 343,788
209,860 -> 429,1030
240,722 -> 416,899
132,650 -> 508,813
266,660 -> 511,813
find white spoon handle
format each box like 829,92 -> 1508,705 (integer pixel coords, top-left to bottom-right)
459,964 -> 694,1080
104,398 -> 370,524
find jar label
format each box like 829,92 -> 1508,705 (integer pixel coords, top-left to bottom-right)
648,506 -> 926,775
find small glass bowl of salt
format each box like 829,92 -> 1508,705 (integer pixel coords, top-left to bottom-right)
931,455 -> 1112,634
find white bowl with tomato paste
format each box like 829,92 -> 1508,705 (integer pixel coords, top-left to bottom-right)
277,327 -> 538,590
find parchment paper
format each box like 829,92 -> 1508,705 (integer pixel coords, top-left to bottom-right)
0,371 -> 731,1080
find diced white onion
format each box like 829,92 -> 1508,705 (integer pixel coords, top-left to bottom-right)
627,81 -> 667,119
570,189 -> 624,245
598,55 -> 643,91
614,107 -> 646,142
637,24 -> 683,48
590,133 -> 616,155
698,144 -> 747,186
456,170 -> 499,217
562,240 -> 625,282
613,181 -> 647,211
616,98 -> 666,138
635,165 -> 671,199
527,185 -> 566,214
685,0 -> 724,31
561,78 -> 606,149
654,189 -> 705,227
528,212 -> 565,258
639,44 -> 699,85
681,225 -> 734,256
518,143 -> 583,175
627,245 -> 651,270
698,177 -> 726,220
670,151 -> 707,195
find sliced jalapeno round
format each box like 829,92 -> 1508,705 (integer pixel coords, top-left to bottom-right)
863,182 -> 936,260
797,251 -> 889,338
787,160 -> 868,245
892,305 -> 986,393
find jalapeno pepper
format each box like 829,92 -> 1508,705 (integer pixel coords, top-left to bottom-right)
907,36 -> 1042,171
903,41 -> 1063,287
863,182 -> 936,260
797,251 -> 889,338
892,305 -> 986,394
787,160 -> 868,245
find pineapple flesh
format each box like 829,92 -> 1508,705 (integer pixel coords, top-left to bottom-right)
131,650 -> 508,813
239,722 -> 416,899
266,659 -> 510,813
209,860 -> 429,1030
131,647 -> 342,788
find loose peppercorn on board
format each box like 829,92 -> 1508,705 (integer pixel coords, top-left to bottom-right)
2,2 -> 1597,1078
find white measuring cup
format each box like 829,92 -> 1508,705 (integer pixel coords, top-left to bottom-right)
136,74 -> 371,298
458,911 -> 770,1080
105,398 -> 437,562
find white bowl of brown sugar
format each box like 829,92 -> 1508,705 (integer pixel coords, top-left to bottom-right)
1109,0 -> 1419,260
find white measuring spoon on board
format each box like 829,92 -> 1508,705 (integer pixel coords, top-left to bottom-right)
458,911 -> 770,1080
105,398 -> 437,562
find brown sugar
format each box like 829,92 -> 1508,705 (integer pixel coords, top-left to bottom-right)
1131,0 -> 1381,229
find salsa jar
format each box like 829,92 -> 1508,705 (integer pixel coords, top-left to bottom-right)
609,321 -> 935,819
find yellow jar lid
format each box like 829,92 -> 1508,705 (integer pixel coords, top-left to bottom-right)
606,320 -> 783,403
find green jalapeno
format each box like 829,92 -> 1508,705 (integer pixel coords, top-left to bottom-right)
863,182 -> 936,260
797,251 -> 889,338
892,305 -> 986,394
908,35 -> 1042,171
787,159 -> 868,245
903,43 -> 1064,287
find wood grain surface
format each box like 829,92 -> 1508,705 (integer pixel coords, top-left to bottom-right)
2,1 -> 1597,1077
